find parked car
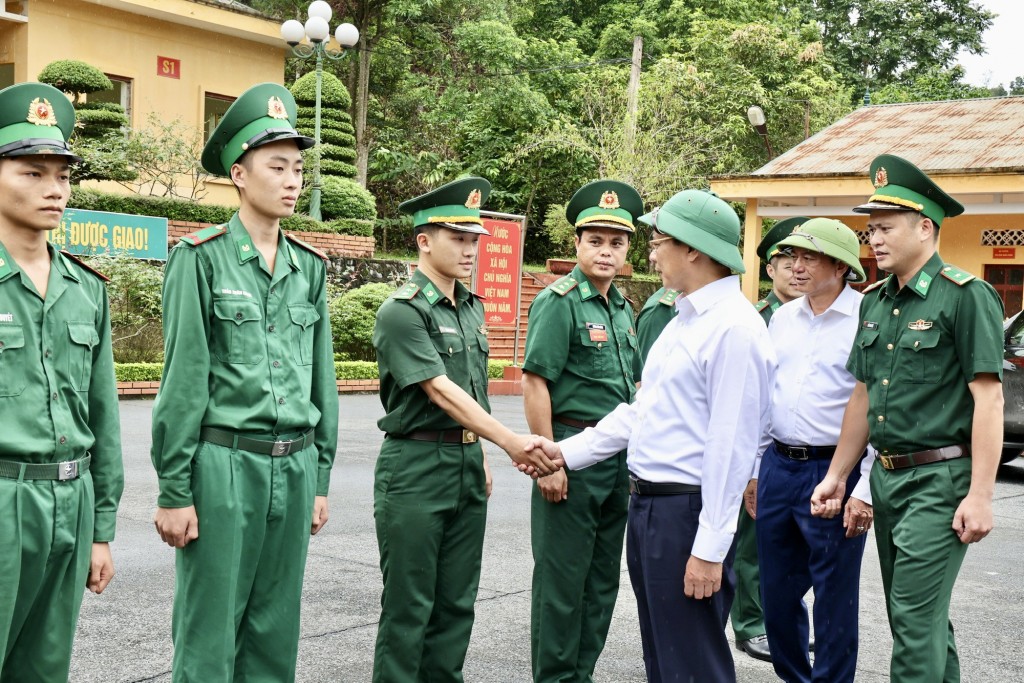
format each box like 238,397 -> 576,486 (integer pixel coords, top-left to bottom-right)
1002,311 -> 1024,463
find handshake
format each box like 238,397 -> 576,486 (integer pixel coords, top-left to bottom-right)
508,434 -> 565,478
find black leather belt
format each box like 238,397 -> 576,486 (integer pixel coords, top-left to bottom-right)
394,429 -> 479,444
773,440 -> 837,461
629,475 -> 701,496
876,444 -> 970,471
0,455 -> 91,481
554,415 -> 600,430
200,427 -> 314,456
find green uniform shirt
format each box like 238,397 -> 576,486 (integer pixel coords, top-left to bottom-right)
632,286 -> 679,382
0,242 -> 123,541
374,268 -> 490,434
151,214 -> 339,508
755,290 -> 783,326
847,252 -> 1003,453
523,266 -> 636,420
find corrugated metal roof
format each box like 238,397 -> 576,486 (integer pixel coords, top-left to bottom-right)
752,96 -> 1024,176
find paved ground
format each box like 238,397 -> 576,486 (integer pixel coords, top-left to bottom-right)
69,395 -> 1024,682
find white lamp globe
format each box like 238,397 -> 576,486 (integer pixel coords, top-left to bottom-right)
280,19 -> 305,45
308,1 -> 332,22
335,23 -> 360,48
304,15 -> 330,43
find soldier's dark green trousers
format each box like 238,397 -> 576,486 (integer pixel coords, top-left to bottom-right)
171,439 -> 318,683
531,422 -> 628,683
730,507 -> 766,641
373,436 -> 487,682
0,472 -> 94,683
870,457 -> 971,683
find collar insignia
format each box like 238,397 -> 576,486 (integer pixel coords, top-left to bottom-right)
873,167 -> 888,188
908,319 -> 933,331
599,191 -> 620,209
465,189 -> 482,209
267,96 -> 289,120
27,98 -> 57,126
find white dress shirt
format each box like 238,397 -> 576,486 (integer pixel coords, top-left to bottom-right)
560,275 -> 777,563
758,284 -> 873,503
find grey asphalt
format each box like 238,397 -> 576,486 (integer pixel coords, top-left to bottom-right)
69,395 -> 1024,682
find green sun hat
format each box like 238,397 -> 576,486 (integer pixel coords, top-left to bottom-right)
398,176 -> 492,235
656,189 -> 745,273
201,83 -> 314,177
756,216 -> 810,262
637,206 -> 659,229
852,154 -> 964,227
565,179 -> 643,233
775,217 -> 866,283
0,82 -> 80,162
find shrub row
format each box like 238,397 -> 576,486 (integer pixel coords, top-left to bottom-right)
114,359 -> 512,382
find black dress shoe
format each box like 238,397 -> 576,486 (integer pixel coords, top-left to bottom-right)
736,634 -> 772,663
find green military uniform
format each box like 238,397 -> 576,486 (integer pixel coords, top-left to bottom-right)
526,180 -> 641,682
372,177 -> 492,682
632,287 -> 679,382
849,155 -> 1003,683
753,290 -> 783,326
150,84 -> 338,683
0,82 -> 123,683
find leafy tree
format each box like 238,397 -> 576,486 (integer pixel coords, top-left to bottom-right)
329,282 -> 397,360
871,65 -> 992,104
1010,76 -> 1024,96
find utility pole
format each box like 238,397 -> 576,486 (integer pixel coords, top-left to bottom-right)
624,35 -> 643,167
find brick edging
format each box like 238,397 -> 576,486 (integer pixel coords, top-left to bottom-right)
117,378 -> 522,397
166,221 -> 375,258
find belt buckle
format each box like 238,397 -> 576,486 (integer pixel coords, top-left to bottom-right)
58,460 -> 79,481
878,453 -> 894,470
462,430 -> 477,444
271,440 -> 289,456
789,446 -> 809,461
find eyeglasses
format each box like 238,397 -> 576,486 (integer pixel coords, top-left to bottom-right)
647,235 -> 674,252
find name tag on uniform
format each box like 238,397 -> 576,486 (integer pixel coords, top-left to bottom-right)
438,325 -> 458,334
586,322 -> 608,342
862,321 -> 878,330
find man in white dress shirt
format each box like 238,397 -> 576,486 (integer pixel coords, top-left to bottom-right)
748,218 -> 874,683
533,189 -> 777,682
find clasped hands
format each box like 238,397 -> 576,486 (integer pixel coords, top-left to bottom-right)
509,434 -> 565,479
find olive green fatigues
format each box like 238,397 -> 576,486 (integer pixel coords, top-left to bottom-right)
632,287 -> 678,383
372,269 -> 491,683
0,243 -> 123,683
849,253 -> 1003,683
524,267 -> 636,683
150,215 -> 338,683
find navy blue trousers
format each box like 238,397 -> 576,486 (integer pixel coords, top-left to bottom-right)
626,490 -> 737,683
756,443 -> 867,683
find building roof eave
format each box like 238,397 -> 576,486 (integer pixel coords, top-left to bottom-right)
83,0 -> 285,46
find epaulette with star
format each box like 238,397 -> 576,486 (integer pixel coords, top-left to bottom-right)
285,234 -> 329,262
754,298 -> 770,312
862,276 -> 890,293
551,275 -> 579,297
939,265 -> 976,286
392,281 -> 421,300
658,289 -> 680,306
60,250 -> 110,282
179,224 -> 227,247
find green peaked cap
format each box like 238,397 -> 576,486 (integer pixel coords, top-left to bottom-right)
775,217 -> 866,283
757,216 -> 810,262
398,176 -> 492,235
0,82 -> 79,161
853,154 -> 964,227
656,189 -> 745,273
565,179 -> 643,233
201,83 -> 314,177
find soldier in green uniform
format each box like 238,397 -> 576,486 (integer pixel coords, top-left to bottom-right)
150,83 -> 339,683
0,82 -> 124,682
372,177 -> 557,682
633,207 -> 679,384
523,180 -> 642,682
735,215 -> 808,662
812,155 -> 1004,683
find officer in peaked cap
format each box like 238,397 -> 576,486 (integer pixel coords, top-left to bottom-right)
151,82 -> 338,682
523,180 -> 641,682
372,177 -> 558,682
753,216 -> 808,324
0,82 -> 124,681
811,154 -> 1004,683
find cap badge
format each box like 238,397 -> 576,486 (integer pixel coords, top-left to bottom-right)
267,96 -> 289,120
599,191 -> 620,210
465,189 -> 482,209
873,167 -> 888,188
908,319 -> 933,331
27,98 -> 57,127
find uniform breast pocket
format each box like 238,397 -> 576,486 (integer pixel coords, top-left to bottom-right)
578,330 -> 610,373
431,333 -> 465,361
67,321 -> 99,391
212,299 -> 264,364
0,324 -> 27,397
288,304 -> 320,366
855,329 -> 879,379
898,332 -> 941,384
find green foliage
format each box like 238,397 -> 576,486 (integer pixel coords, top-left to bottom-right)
329,283 -> 397,361
1010,76 -> 1024,96
298,176 -> 377,221
872,66 -> 993,104
488,359 -> 512,379
291,71 -> 353,108
85,256 -> 165,363
335,361 -> 380,380
114,363 -> 163,382
114,114 -> 208,200
540,202 -> 575,257
75,108 -> 130,131
38,60 -> 112,98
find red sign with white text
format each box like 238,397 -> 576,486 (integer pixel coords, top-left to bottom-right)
474,217 -> 523,326
994,247 -> 1016,259
157,57 -> 181,79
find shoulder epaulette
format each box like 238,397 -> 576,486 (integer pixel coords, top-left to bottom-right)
658,289 -> 681,306
179,224 -> 227,247
392,281 -> 421,300
471,291 -> 487,301
862,276 -> 890,293
754,299 -> 770,312
551,276 -> 579,297
939,265 -> 976,286
285,234 -> 329,262
59,250 -> 110,282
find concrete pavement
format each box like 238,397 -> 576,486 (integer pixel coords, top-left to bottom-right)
68,395 -> 1024,682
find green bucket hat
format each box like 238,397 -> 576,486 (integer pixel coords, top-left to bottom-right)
756,216 -> 810,262
201,83 -> 314,177
565,179 -> 643,233
398,176 -> 492,235
0,82 -> 80,162
852,154 -> 964,227
775,217 -> 866,283
656,189 -> 745,273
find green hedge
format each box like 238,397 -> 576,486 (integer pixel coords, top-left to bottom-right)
297,176 -> 376,221
76,108 -> 129,128
319,159 -> 358,178
115,363 -> 163,382
38,59 -> 111,95
318,129 -> 356,147
291,72 -> 351,108
116,359 -> 513,382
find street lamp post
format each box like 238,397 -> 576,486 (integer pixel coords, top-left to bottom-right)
280,1 -> 359,221
746,105 -> 775,159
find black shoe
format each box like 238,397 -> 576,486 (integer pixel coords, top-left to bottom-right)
736,634 -> 772,663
